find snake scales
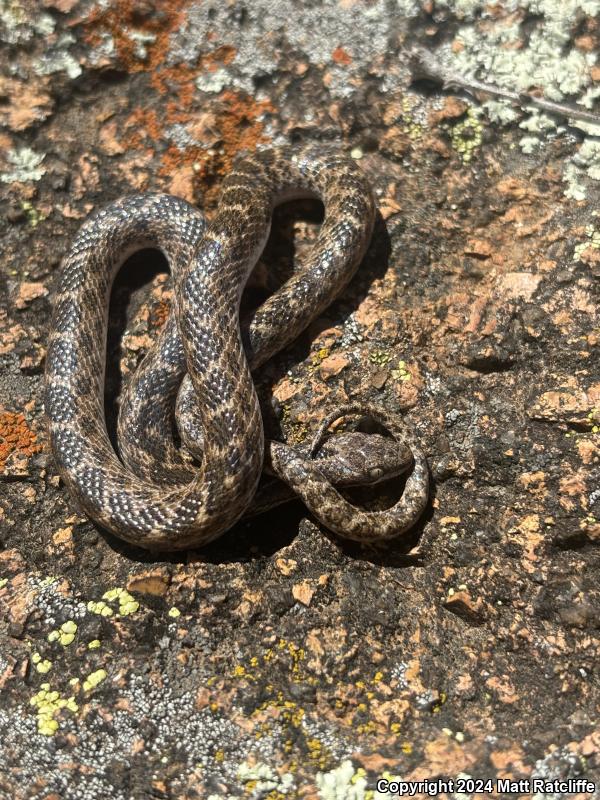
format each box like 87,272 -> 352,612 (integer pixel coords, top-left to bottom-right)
45,145 -> 429,551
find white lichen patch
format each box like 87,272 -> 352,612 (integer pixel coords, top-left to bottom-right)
574,222 -> 600,261
565,137 -> 600,199
434,0 -> 600,198
33,33 -> 82,79
196,67 -> 231,94
316,760 -> 368,800
171,0 -> 392,99
1,148 -> 46,184
128,29 -> 157,61
238,761 -> 295,795
0,1 -> 55,45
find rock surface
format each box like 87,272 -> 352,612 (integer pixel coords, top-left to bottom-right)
0,1 -> 599,797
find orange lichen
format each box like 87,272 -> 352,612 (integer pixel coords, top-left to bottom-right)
82,0 -> 188,74
0,411 -> 42,471
332,46 -> 352,66
160,91 -> 274,206
151,46 -> 236,101
82,3 -> 272,206
124,108 -> 163,149
149,299 -> 171,330
152,64 -> 200,117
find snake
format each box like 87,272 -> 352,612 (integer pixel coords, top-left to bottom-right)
44,145 -> 429,551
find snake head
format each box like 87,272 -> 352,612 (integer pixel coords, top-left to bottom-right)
313,431 -> 413,487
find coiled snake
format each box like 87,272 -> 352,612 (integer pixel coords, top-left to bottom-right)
44,146 -> 428,551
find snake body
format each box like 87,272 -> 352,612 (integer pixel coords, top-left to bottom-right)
45,146 -> 428,551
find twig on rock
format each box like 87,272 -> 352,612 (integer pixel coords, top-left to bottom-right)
408,46 -> 600,128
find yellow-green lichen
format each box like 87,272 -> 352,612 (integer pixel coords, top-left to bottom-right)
118,597 -> 140,616
279,405 -> 309,446
306,736 -> 332,770
232,665 -> 247,679
30,683 -> 78,736
432,690 -> 448,713
368,350 -> 392,366
376,770 -> 406,797
401,95 -> 424,140
21,200 -> 45,227
87,600 -> 113,617
309,347 -> 330,371
168,606 -> 181,618
87,639 -> 101,650
82,669 -> 107,692
237,761 -> 295,796
391,360 -> 411,381
48,620 -> 77,646
449,107 -> 483,163
31,652 -> 52,674
0,578 -> 7,589
260,639 -> 309,684
101,587 -> 139,616
62,620 -> 77,634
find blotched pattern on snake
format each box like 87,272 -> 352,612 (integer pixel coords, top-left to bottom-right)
44,146 -> 429,551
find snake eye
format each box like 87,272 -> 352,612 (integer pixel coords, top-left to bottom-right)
369,467 -> 384,481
